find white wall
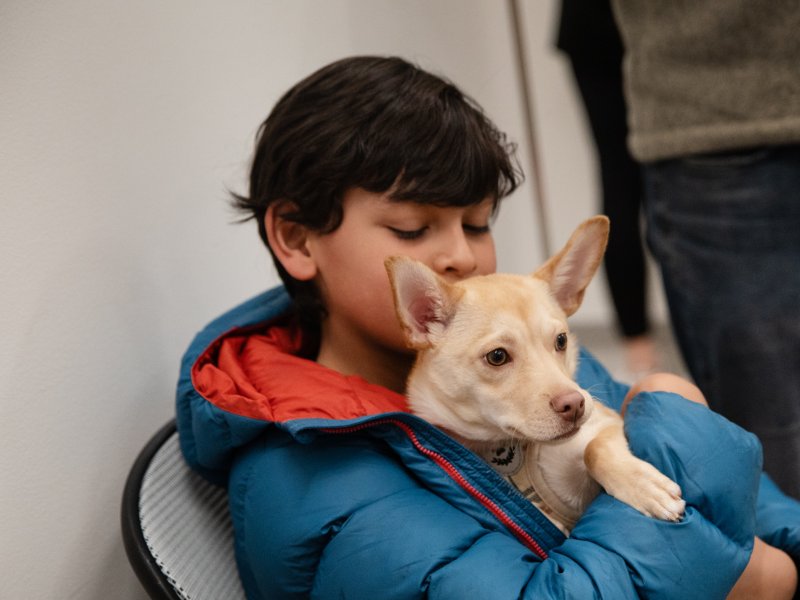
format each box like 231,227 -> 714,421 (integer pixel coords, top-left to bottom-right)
1,1 -> 660,597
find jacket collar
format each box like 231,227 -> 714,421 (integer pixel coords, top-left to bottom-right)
191,320 -> 410,423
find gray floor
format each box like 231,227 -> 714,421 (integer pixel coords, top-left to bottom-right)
573,322 -> 688,385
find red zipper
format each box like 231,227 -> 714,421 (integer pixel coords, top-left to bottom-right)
322,418 -> 549,560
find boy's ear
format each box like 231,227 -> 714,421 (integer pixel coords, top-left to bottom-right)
533,215 -> 610,316
265,201 -> 317,281
385,256 -> 462,349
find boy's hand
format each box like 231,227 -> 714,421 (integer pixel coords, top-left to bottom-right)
621,372 -> 707,416
624,391 -> 761,546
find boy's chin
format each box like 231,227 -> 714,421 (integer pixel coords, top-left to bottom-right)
380,333 -> 419,358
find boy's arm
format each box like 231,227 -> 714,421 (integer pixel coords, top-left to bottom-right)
570,390 -> 761,599
237,432 -> 636,598
235,419 -> 757,599
578,347 -> 800,566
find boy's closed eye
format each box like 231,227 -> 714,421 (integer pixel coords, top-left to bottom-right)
388,226 -> 428,240
388,223 -> 491,240
463,223 -> 491,235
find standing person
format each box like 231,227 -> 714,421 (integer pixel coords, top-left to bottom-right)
556,0 -> 659,379
610,0 -> 800,499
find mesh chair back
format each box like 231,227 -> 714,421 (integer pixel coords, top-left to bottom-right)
122,421 -> 246,600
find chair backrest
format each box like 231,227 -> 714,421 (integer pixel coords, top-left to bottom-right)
121,420 -> 246,600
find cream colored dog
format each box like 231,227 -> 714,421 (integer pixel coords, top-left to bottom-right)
385,216 -> 685,532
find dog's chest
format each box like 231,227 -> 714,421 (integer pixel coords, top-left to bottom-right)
477,441 -> 582,535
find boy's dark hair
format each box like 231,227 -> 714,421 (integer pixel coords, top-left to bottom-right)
232,55 -> 522,347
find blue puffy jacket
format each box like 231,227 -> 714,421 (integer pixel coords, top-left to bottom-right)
177,287 -> 800,599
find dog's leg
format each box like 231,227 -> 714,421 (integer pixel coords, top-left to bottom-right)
584,413 -> 685,521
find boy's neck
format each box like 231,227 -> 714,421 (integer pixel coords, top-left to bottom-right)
316,327 -> 414,395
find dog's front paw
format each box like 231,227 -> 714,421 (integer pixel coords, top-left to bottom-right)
605,459 -> 685,522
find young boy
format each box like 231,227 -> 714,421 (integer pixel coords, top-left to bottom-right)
177,56 -> 799,599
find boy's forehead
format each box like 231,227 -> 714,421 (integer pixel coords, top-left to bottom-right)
346,188 -> 494,214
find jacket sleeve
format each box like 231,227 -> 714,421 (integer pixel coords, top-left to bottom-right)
755,473 -> 800,563
233,429 -> 640,599
232,401 -> 761,600
578,347 -> 800,567
567,391 -> 761,599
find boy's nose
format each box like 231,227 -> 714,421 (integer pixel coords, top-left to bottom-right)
433,232 -> 477,278
432,227 -> 478,279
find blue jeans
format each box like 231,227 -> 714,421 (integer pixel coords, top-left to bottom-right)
643,145 -> 800,499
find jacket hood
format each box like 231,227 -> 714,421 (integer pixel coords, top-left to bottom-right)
192,320 -> 409,423
176,287 -> 410,484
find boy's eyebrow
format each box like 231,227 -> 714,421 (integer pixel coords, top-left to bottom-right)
385,195 -> 496,209
370,193 -> 497,218
373,195 -> 416,212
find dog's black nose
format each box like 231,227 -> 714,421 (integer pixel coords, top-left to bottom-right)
550,392 -> 585,423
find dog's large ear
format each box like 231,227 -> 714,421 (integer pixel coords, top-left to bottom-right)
385,256 -> 462,349
533,215 -> 610,316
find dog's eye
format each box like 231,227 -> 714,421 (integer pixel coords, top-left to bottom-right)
485,348 -> 510,366
555,332 -> 568,352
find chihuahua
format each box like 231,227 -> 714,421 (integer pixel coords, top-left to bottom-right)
385,216 -> 685,533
